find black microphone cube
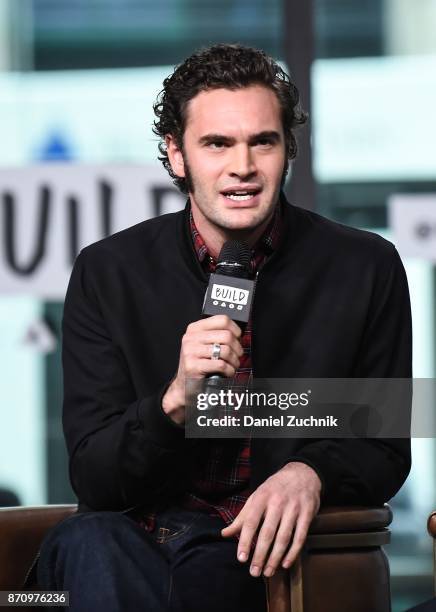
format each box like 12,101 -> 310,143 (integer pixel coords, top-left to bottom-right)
202,273 -> 255,323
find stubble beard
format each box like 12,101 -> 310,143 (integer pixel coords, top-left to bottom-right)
182,151 -> 288,235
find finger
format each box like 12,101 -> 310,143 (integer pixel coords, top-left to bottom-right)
183,341 -> 241,368
182,333 -> 243,363
189,315 -> 242,337
205,343 -> 241,368
281,511 -> 312,569
236,508 -> 264,571
262,512 -> 297,577
196,358 -> 237,378
221,514 -> 243,538
199,330 -> 243,355
249,508 -> 281,577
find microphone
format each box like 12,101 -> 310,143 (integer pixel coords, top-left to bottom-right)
202,240 -> 255,385
214,240 -> 251,281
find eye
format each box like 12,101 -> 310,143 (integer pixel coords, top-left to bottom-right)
208,141 -> 227,149
255,138 -> 274,148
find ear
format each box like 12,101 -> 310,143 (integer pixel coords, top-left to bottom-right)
165,135 -> 186,178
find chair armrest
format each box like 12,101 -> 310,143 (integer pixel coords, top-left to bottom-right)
0,504 -> 391,597
0,505 -> 77,589
427,510 -> 436,596
267,505 -> 392,612
309,505 -> 392,534
306,505 -> 392,549
428,511 -> 436,538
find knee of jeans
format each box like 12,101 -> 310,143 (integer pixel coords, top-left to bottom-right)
42,512 -> 128,555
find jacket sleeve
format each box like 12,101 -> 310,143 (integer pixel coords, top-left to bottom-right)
288,245 -> 412,506
62,251 -> 185,511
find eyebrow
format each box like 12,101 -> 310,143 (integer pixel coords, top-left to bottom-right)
198,131 -> 282,145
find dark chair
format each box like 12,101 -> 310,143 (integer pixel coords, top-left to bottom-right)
0,504 -> 393,612
427,511 -> 436,596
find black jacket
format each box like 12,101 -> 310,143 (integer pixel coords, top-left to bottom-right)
62,199 -> 412,512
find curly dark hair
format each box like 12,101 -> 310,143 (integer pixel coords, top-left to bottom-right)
153,43 -> 307,194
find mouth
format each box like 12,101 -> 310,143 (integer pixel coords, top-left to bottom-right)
220,188 -> 262,202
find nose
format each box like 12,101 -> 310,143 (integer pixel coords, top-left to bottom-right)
228,144 -> 257,180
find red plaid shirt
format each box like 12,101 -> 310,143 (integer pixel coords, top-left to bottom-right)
138,203 -> 282,530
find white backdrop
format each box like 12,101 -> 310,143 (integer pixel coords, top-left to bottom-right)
0,163 -> 185,298
390,194 -> 436,263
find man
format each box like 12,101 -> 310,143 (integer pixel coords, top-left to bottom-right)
38,44 -> 411,611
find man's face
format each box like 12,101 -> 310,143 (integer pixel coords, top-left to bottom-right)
166,85 -> 287,243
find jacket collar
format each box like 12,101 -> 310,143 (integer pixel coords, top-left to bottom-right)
176,191 -> 294,281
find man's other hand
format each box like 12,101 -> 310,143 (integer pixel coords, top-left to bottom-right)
221,462 -> 321,577
161,315 -> 243,424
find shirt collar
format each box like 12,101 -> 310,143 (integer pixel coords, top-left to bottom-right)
189,200 -> 283,273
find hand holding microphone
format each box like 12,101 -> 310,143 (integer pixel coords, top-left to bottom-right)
161,314 -> 243,424
162,240 -> 254,424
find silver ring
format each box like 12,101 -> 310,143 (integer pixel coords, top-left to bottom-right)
211,342 -> 221,360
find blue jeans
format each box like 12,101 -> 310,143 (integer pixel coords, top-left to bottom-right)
37,506 -> 268,612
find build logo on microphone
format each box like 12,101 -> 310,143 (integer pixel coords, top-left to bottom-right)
210,284 -> 249,311
202,273 -> 255,323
